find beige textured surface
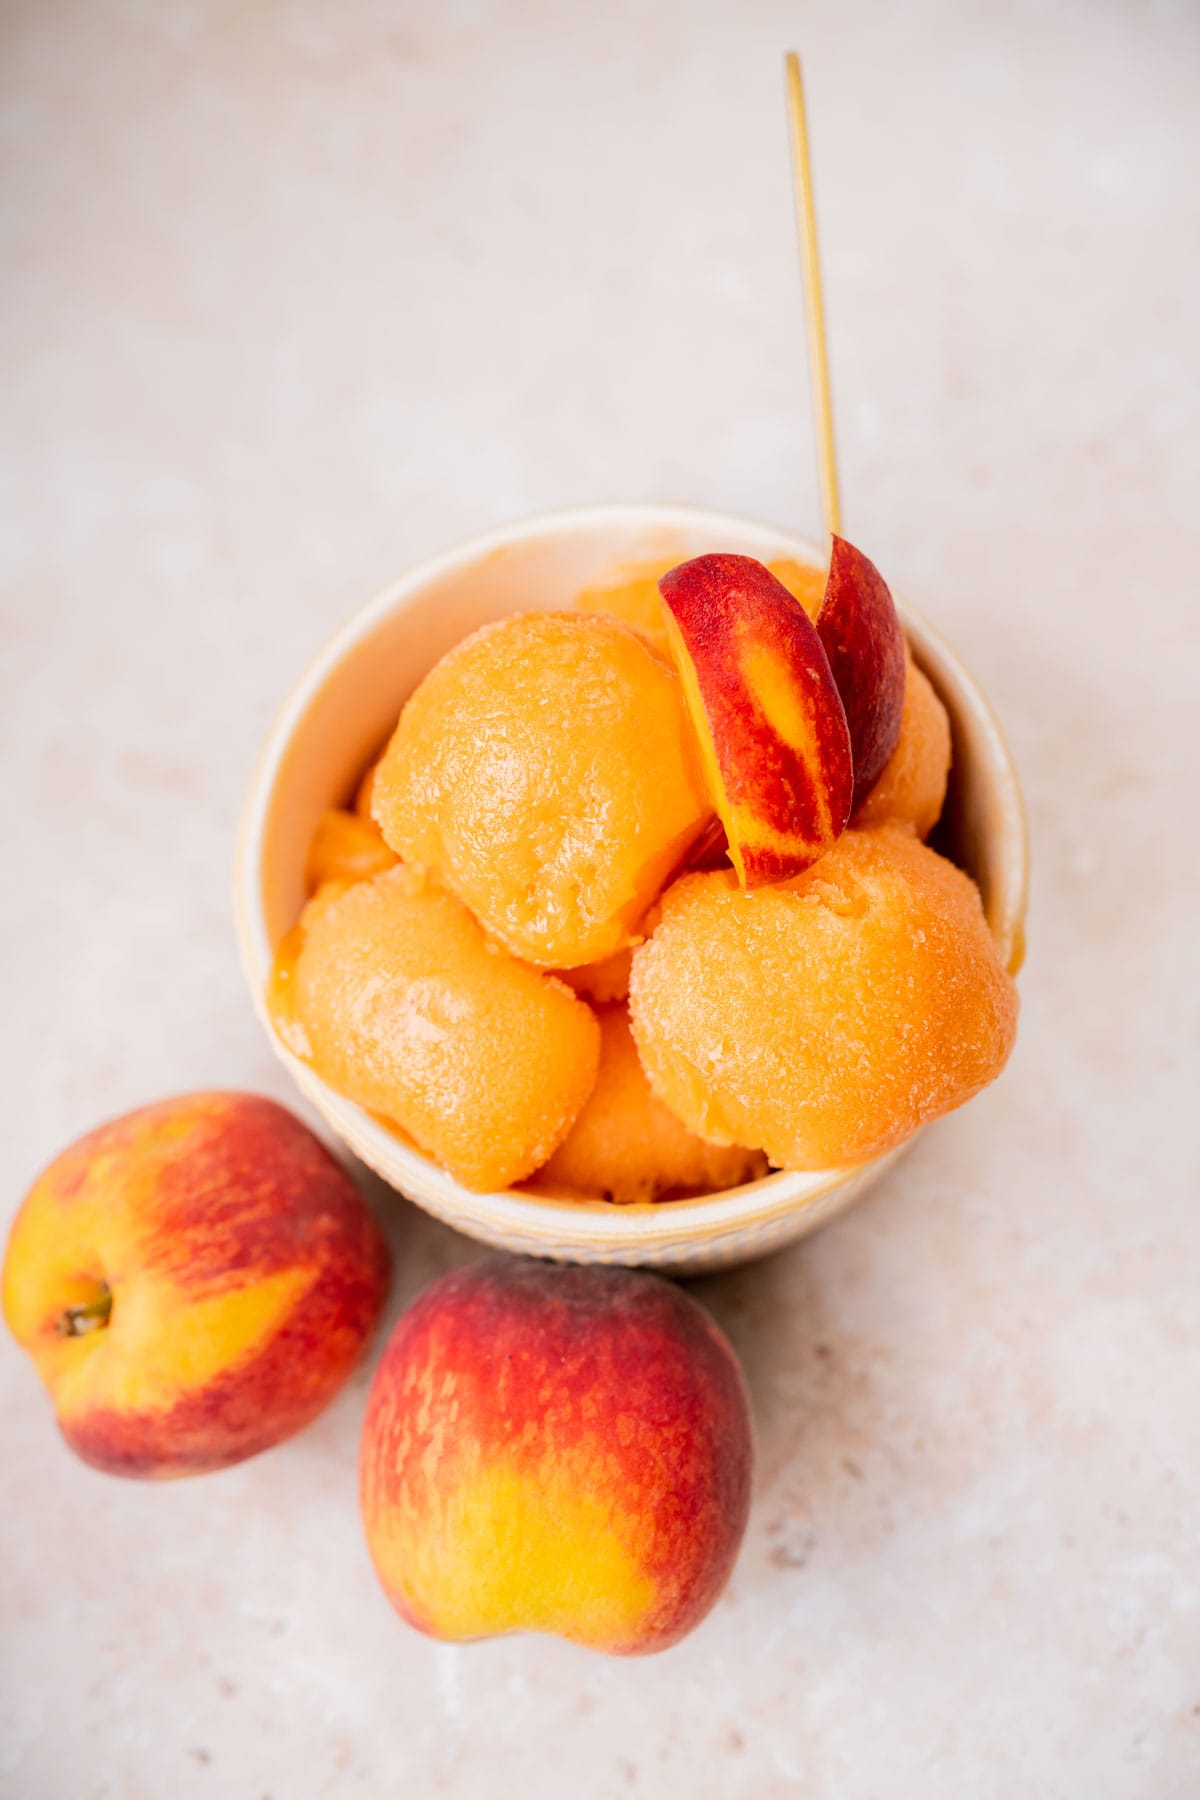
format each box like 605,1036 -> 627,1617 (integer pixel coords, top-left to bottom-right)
2,3 -> 1198,1797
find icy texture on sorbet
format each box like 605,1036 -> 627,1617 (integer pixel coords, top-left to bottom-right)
537,1007 -> 767,1204
372,613 -> 711,967
629,828 -> 1017,1171
557,947 -> 634,1005
286,866 -> 600,1191
854,653 -> 951,840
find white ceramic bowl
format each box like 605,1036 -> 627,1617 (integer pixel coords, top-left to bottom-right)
235,504 -> 1027,1273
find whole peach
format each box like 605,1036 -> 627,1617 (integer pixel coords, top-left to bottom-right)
360,1257 -> 753,1655
3,1093 -> 391,1477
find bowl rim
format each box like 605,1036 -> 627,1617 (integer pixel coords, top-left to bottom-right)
234,500 -> 1028,1249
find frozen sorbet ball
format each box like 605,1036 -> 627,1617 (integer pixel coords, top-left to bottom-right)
371,613 -> 712,967
629,828 -> 1017,1171
538,1007 -> 767,1204
854,653 -> 951,840
288,866 -> 600,1192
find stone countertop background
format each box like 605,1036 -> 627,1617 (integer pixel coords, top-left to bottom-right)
2,3 -> 1198,1796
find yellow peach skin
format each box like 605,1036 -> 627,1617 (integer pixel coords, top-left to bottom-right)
3,1093 -> 391,1477
360,1258 -> 753,1655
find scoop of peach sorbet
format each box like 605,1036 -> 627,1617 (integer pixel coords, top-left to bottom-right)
284,866 -> 601,1191
629,826 -> 1017,1171
536,1006 -> 766,1204
370,613 -> 712,968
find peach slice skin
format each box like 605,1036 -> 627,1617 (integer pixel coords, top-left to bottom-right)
658,554 -> 854,887
816,535 -> 907,811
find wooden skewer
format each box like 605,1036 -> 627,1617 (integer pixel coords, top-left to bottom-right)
784,52 -> 842,543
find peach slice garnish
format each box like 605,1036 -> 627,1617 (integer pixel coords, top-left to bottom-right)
658,554 -> 854,887
816,535 -> 907,810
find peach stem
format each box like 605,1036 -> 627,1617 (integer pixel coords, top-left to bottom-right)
56,1286 -> 112,1338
